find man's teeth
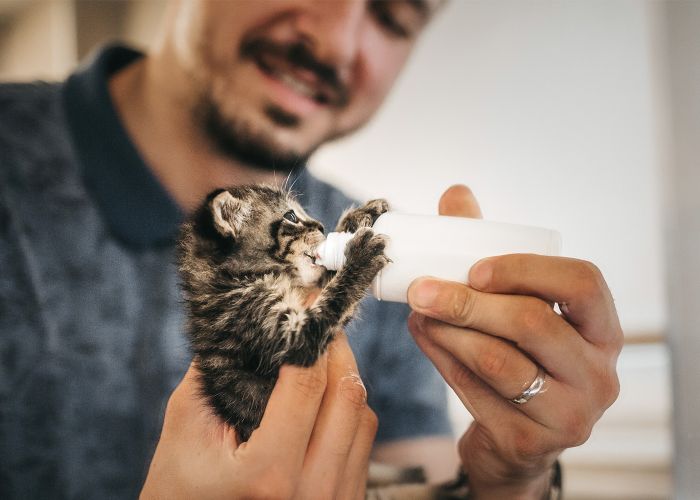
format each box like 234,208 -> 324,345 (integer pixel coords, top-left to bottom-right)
276,71 -> 318,100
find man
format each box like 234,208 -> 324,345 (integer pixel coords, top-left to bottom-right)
0,1 -> 622,498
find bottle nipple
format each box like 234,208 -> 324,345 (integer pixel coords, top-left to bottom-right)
314,232 -> 355,270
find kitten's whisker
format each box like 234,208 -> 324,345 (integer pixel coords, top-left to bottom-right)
283,170 -> 294,192
286,171 -> 301,198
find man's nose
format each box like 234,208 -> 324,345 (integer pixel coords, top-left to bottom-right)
296,0 -> 366,74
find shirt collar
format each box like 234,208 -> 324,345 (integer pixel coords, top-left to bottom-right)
62,44 -> 183,249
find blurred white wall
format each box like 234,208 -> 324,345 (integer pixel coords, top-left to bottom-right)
311,0 -> 667,337
664,1 -> 700,497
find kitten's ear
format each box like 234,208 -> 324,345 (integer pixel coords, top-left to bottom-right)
209,190 -> 250,238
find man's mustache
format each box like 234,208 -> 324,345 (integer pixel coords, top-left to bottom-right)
241,38 -> 349,107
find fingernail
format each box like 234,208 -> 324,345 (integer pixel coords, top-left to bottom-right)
469,259 -> 493,290
340,374 -> 367,404
409,278 -> 439,309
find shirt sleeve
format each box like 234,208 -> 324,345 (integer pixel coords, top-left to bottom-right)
347,298 -> 454,444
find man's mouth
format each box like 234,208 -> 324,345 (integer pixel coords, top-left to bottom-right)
242,38 -> 348,109
257,56 -> 330,105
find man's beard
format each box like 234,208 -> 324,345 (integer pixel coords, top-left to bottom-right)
192,36 -> 350,175
195,95 -> 313,175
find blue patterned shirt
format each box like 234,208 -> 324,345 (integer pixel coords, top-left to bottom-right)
0,45 -> 451,499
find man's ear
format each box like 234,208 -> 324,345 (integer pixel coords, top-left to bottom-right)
209,191 -> 251,238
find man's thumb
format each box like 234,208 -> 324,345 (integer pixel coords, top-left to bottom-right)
438,184 -> 483,219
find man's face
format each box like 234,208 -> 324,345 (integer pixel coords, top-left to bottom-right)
168,0 -> 440,172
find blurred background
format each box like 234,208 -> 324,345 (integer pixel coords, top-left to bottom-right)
2,1 -> 698,498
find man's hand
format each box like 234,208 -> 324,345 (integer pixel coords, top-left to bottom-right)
140,333 -> 377,500
407,185 -> 623,499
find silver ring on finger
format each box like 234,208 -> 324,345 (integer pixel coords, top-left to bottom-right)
510,366 -> 546,405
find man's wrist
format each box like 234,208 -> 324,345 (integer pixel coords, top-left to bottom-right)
440,460 -> 562,500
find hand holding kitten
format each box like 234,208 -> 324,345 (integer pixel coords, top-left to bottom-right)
140,333 -> 376,500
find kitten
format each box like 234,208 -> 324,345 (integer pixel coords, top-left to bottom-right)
177,185 -> 389,441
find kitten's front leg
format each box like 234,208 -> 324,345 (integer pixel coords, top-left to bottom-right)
282,228 -> 388,365
324,228 -> 390,327
336,199 -> 389,233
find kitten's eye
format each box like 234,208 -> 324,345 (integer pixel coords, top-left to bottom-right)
283,210 -> 299,223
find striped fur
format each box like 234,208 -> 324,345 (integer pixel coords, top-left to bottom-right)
177,185 -> 389,441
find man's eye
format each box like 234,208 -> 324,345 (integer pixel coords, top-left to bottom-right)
374,9 -> 409,38
283,210 -> 299,223
369,1 -> 417,39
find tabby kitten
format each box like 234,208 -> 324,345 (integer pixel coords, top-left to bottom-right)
177,185 -> 389,441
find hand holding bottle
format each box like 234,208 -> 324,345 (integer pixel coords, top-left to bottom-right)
407,185 -> 623,499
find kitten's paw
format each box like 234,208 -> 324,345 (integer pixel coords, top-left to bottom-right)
336,199 -> 390,232
363,199 -> 390,219
345,227 -> 390,271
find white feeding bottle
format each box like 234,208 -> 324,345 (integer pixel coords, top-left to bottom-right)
314,212 -> 562,303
